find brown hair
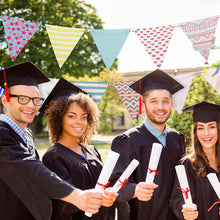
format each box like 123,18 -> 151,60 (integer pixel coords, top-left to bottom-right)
185,122 -> 220,178
45,93 -> 99,145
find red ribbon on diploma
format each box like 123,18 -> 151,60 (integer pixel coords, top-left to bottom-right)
178,187 -> 190,199
208,199 -> 220,212
97,181 -> 110,190
118,178 -> 129,189
148,168 -> 159,175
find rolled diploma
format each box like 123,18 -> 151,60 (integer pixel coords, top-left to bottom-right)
175,165 -> 193,207
85,150 -> 120,217
111,159 -> 139,193
207,173 -> 220,199
145,143 -> 163,184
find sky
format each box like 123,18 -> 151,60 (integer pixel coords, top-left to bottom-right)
85,0 -> 220,72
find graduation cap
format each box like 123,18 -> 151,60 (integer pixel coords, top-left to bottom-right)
0,61 -> 49,102
130,69 -> 184,95
129,69 -> 184,114
183,101 -> 220,123
39,77 -> 87,114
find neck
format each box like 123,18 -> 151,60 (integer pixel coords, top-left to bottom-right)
58,136 -> 82,154
146,118 -> 166,132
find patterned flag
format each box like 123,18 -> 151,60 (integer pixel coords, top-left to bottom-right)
179,16 -> 219,63
204,66 -> 220,94
46,25 -> 85,68
134,25 -> 175,68
1,15 -> 41,61
91,29 -> 130,70
113,82 -> 139,119
0,67 -> 5,96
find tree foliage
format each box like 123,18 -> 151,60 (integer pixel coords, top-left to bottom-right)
0,0 -> 117,77
167,61 -> 220,150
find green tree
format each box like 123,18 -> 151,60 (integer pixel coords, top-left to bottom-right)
167,62 -> 220,150
65,69 -> 125,133
0,0 -> 117,77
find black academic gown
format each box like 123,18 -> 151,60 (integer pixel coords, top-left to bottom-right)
170,159 -> 220,220
0,121 -> 74,220
110,123 -> 185,220
43,143 -> 115,220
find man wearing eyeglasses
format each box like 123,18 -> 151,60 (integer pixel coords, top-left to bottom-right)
0,61 -> 104,220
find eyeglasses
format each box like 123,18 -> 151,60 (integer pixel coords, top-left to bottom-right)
9,94 -> 44,106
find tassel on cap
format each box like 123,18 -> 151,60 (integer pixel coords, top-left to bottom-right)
3,69 -> 10,102
139,80 -> 142,114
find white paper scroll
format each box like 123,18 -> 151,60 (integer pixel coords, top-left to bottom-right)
111,159 -> 139,193
85,150 -> 120,217
145,143 -> 163,184
175,165 -> 194,207
207,173 -> 220,199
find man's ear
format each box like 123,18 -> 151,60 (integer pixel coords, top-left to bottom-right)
1,94 -> 9,108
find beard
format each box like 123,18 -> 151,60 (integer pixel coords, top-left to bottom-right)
145,108 -> 171,125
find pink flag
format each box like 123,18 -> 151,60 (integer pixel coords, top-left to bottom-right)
179,16 -> 219,63
113,82 -> 139,119
134,25 -> 175,68
1,15 -> 41,61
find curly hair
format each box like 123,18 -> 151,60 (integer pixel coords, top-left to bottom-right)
185,122 -> 220,178
45,93 -> 99,145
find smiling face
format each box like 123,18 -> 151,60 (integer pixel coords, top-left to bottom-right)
196,121 -> 218,151
61,102 -> 88,142
143,89 -> 173,130
2,85 -> 40,129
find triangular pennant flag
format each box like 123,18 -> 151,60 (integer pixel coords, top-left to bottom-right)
113,81 -> 139,119
179,16 -> 219,62
0,67 -> 5,96
1,15 -> 41,61
71,81 -> 108,104
172,72 -> 194,114
134,25 -> 175,68
46,24 -> 85,68
204,66 -> 220,94
91,29 -> 130,70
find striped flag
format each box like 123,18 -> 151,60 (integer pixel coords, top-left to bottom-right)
71,81 -> 108,104
0,67 -> 5,96
46,25 -> 85,68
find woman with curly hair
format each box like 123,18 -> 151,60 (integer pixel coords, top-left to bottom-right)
170,101 -> 220,220
39,78 -> 117,220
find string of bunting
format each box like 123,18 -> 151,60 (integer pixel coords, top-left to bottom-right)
1,14 -> 219,70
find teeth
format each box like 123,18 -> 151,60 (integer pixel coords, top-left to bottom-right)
203,138 -> 212,141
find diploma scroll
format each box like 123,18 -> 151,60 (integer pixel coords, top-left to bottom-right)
85,150 -> 120,217
111,159 -> 139,193
175,165 -> 194,207
207,173 -> 220,199
145,143 -> 163,184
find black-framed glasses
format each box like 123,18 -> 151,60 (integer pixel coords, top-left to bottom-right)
9,94 -> 44,106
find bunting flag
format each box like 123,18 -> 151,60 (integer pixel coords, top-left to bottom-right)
1,15 -> 41,61
172,72 -> 194,114
38,78 -> 107,104
113,82 -> 139,119
71,81 -> 108,104
46,24 -> 85,68
134,25 -> 175,68
204,66 -> 220,94
91,29 -> 130,70
0,67 -> 5,96
179,16 -> 219,63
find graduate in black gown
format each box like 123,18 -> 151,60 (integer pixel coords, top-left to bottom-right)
0,62 -> 104,220
170,101 -> 220,220
40,78 -> 117,220
110,69 -> 186,220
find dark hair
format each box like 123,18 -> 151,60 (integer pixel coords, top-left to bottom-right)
45,93 -> 99,145
185,122 -> 220,178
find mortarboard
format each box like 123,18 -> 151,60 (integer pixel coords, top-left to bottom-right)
183,101 -> 220,123
130,69 -> 184,95
0,61 -> 50,102
39,77 -> 86,114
